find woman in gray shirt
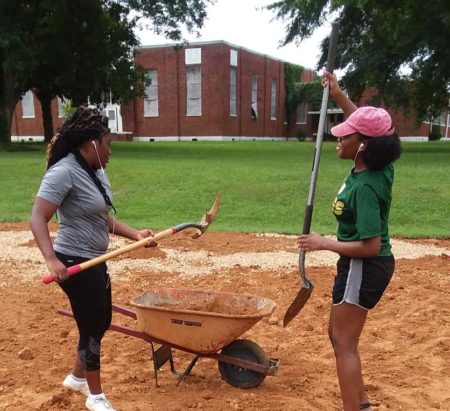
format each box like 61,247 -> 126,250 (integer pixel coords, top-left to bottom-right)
30,107 -> 154,411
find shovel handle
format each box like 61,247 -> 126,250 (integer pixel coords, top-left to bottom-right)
326,22 -> 340,73
304,23 -> 340,220
42,223 -> 202,284
283,22 -> 340,328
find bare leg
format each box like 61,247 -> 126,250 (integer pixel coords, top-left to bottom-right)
85,370 -> 102,395
329,303 -> 369,411
71,352 -> 102,395
71,352 -> 84,378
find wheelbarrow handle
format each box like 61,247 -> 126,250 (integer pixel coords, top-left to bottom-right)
42,223 -> 203,284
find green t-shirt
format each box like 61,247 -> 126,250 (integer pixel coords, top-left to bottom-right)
332,164 -> 394,256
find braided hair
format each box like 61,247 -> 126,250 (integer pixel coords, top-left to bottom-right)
46,106 -> 116,213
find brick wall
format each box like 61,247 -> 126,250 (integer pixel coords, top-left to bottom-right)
131,42 -> 290,140
12,42 -> 441,141
11,94 -> 63,138
359,89 -> 433,137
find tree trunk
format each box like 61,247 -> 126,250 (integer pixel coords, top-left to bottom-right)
37,94 -> 54,142
0,66 -> 18,143
0,107 -> 11,143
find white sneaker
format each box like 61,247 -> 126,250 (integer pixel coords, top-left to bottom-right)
63,374 -> 90,396
86,394 -> 117,411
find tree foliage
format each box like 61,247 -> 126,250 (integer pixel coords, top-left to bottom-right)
284,63 -> 303,120
0,0 -> 212,142
267,0 -> 450,121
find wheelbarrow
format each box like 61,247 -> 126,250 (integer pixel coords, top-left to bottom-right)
58,287 -> 279,389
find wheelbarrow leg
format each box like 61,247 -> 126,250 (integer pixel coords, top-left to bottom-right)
150,343 -> 184,387
176,356 -> 199,386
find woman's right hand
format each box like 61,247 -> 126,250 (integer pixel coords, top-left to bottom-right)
46,256 -> 69,283
322,69 -> 341,97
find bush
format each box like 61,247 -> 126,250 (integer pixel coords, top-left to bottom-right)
297,128 -> 306,141
429,124 -> 441,141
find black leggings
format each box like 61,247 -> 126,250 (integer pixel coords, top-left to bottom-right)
56,251 -> 112,371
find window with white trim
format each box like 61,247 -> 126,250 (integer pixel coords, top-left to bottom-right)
186,67 -> 201,116
144,69 -> 159,117
185,48 -> 201,65
270,79 -> 277,120
230,67 -> 237,116
22,90 -> 35,118
296,103 -> 307,124
251,75 -> 258,119
57,96 -> 70,118
230,49 -> 238,67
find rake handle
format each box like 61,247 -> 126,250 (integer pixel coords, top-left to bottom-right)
42,224 -> 199,284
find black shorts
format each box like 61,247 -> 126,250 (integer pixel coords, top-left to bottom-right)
333,255 -> 395,310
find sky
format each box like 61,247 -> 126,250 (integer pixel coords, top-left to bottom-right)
136,0 -> 331,71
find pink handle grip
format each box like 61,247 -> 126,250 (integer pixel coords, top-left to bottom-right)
42,264 -> 82,284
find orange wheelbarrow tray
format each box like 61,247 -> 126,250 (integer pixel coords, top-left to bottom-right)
58,287 -> 280,389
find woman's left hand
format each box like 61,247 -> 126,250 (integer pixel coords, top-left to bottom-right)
297,233 -> 326,252
136,229 -> 157,247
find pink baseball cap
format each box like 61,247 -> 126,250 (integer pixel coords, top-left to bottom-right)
331,106 -> 395,138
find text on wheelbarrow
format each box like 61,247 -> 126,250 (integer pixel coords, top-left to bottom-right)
171,318 -> 203,328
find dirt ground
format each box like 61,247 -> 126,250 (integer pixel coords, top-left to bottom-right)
0,222 -> 449,410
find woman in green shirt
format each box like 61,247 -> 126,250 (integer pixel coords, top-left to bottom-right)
298,71 -> 401,411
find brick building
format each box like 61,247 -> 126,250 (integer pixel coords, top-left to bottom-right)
10,92 -> 123,142
10,40 -> 449,142
124,41 -> 308,141
357,89 -> 448,142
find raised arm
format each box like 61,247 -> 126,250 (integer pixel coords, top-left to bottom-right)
324,70 -> 358,117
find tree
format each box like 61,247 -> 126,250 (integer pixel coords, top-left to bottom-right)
267,0 -> 450,121
0,0 -> 212,143
29,0 -> 141,142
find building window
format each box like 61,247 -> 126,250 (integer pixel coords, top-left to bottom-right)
271,79 -> 277,120
251,75 -> 258,119
144,69 -> 159,117
187,67 -> 201,116
57,96 -> 70,118
296,103 -> 307,124
22,90 -> 35,118
230,49 -> 238,67
185,48 -> 201,65
230,67 -> 237,116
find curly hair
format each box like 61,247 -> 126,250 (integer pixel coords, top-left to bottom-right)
360,133 -> 402,170
46,106 -> 110,169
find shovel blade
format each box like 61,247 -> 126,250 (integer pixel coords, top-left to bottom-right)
191,192 -> 222,239
283,284 -> 314,327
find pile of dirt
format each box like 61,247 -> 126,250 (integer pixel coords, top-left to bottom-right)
0,222 -> 449,410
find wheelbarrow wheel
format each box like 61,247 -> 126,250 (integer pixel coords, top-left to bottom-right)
218,339 -> 269,389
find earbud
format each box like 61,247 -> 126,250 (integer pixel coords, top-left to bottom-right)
91,140 -> 96,148
359,143 -> 364,149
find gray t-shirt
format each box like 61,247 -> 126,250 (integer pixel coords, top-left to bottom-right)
37,153 -> 112,258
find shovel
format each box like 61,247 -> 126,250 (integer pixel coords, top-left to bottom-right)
42,192 -> 222,284
283,23 -> 340,327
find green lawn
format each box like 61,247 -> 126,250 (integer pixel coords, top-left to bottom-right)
1,140 -> 449,237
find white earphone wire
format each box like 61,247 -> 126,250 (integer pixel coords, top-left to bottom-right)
92,141 -> 106,176
353,143 -> 365,164
92,141 -> 116,240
